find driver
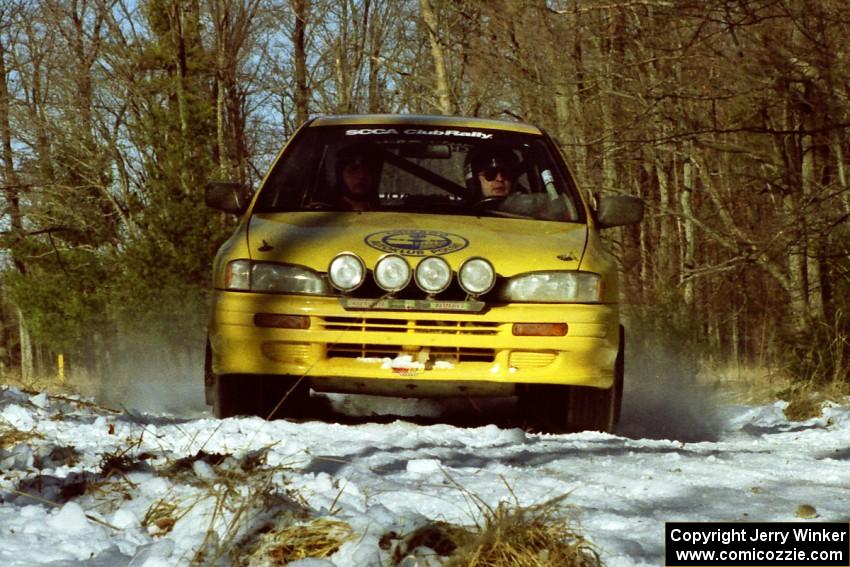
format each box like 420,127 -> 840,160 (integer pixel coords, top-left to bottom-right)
466,146 -> 520,199
336,142 -> 381,210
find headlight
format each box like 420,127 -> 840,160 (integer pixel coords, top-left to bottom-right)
499,271 -> 601,302
458,257 -> 495,295
225,260 -> 329,295
415,256 -> 452,294
374,254 -> 411,292
253,263 -> 328,294
225,259 -> 252,290
328,252 -> 366,292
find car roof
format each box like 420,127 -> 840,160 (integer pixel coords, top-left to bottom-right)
309,114 -> 543,135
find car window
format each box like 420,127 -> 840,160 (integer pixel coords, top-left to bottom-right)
252,125 -> 584,223
253,129 -> 324,211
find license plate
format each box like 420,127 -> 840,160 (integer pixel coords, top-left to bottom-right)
340,297 -> 485,312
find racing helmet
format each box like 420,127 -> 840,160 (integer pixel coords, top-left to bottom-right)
464,145 -> 521,195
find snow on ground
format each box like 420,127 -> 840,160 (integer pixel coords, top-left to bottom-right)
1,385 -> 849,566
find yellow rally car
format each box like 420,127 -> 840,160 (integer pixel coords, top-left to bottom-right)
204,115 -> 643,432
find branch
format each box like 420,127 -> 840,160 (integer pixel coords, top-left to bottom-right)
0,226 -> 77,238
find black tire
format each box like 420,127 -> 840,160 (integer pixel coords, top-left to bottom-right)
258,376 -> 311,420
566,326 -> 625,433
213,374 -> 260,418
212,373 -> 311,420
566,385 -> 616,433
520,326 -> 625,434
518,384 -> 570,433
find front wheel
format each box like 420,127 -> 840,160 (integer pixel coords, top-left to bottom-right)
212,374 -> 311,420
258,376 -> 311,420
520,326 -> 625,433
213,374 -> 260,418
566,326 -> 624,432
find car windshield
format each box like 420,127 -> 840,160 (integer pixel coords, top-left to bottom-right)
253,124 -> 584,222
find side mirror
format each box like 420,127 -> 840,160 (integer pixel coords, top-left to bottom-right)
596,195 -> 644,229
205,181 -> 252,214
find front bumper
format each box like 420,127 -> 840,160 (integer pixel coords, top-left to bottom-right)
208,291 -> 620,396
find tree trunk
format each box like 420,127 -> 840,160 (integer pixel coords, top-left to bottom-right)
833,130 -> 849,214
419,0 -> 452,114
213,0 -> 229,178
169,1 -> 192,194
800,128 -> 824,323
333,1 -> 353,113
551,7 -> 587,185
681,152 -> 696,307
366,0 -> 385,114
17,308 -> 33,382
783,175 -> 810,334
0,36 -> 33,380
292,0 -> 309,124
0,36 -> 22,262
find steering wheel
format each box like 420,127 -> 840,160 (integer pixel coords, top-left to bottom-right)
304,201 -> 336,210
473,196 -> 506,208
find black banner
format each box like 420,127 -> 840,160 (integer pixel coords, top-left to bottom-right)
666,522 -> 849,567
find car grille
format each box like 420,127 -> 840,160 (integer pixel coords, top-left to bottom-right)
319,317 -> 500,335
326,343 -> 496,362
342,278 -> 502,302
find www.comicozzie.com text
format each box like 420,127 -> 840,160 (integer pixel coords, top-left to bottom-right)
669,527 -> 847,546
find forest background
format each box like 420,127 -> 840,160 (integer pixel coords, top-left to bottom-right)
0,0 -> 848,397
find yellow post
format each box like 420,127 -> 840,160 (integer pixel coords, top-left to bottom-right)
58,354 -> 65,383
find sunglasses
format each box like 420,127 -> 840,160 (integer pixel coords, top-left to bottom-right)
479,167 -> 515,181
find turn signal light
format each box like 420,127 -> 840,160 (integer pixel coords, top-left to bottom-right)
254,314 -> 310,329
512,323 -> 567,336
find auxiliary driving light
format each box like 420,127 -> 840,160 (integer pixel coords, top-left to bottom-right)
374,254 -> 411,292
415,256 -> 452,294
458,257 -> 496,295
328,252 -> 366,292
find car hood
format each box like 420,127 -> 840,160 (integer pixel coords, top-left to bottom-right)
247,212 -> 588,274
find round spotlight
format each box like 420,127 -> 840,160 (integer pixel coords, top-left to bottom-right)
328,252 -> 366,292
415,256 -> 452,294
374,254 -> 411,292
458,257 -> 496,295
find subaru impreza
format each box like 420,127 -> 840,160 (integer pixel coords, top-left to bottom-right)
204,114 -> 643,432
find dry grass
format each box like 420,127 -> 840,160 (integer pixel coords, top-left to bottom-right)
143,498 -> 182,535
0,370 -> 117,421
0,370 -> 94,398
387,521 -> 473,561
241,517 -> 355,565
699,361 -> 850,420
779,381 -> 850,421
698,361 -> 793,405
0,422 -> 45,449
388,481 -> 601,567
163,448 -> 316,566
445,496 -> 600,567
781,389 -> 824,421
